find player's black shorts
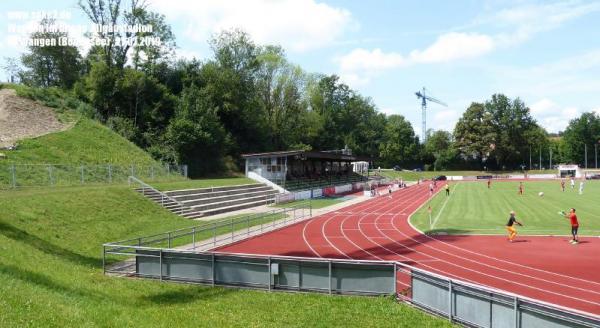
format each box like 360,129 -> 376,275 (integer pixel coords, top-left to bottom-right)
571,226 -> 579,235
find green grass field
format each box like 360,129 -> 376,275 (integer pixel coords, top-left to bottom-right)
0,184 -> 453,327
411,180 -> 600,236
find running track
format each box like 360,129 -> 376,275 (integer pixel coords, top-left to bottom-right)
217,183 -> 600,316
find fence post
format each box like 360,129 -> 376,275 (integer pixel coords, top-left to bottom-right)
159,249 -> 163,282
328,260 -> 332,295
48,165 -> 53,186
130,165 -> 134,177
102,245 -> 106,274
211,253 -> 216,286
268,257 -> 272,291
213,222 -> 217,246
108,164 -> 112,183
448,280 -> 453,321
192,227 -> 196,249
514,296 -> 520,328
167,232 -> 172,248
10,164 -> 16,188
150,166 -> 155,180
393,263 -> 397,295
80,165 -> 85,184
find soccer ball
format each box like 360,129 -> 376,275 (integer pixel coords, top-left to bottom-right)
538,192 -> 544,197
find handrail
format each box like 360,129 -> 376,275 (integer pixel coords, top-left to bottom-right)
128,176 -> 187,212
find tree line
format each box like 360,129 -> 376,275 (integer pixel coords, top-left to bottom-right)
5,0 -> 600,176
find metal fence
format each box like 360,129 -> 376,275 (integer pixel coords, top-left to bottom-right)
0,163 -> 187,189
103,210 -> 600,328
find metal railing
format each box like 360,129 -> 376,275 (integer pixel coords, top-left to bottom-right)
128,176 -> 188,215
0,163 -> 187,189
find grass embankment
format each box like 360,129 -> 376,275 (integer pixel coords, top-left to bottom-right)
0,119 -> 186,188
375,170 -> 555,181
0,184 -> 453,327
411,180 -> 600,236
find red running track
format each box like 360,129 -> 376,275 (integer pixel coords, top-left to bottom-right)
217,183 -> 600,316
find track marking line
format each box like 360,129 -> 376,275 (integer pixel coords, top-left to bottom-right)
430,184 -> 457,229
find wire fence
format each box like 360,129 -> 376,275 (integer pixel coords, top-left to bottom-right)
0,163 -> 188,189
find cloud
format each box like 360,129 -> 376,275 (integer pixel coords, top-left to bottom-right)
337,1 -> 600,87
529,98 -> 582,132
337,32 -> 495,86
150,0 -> 354,52
409,33 -> 495,64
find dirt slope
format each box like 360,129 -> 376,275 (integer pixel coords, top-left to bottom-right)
0,89 -> 68,148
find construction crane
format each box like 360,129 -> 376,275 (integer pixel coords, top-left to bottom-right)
415,87 -> 447,143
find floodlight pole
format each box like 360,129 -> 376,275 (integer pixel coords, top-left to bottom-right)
585,144 -> 588,169
549,147 -> 552,169
595,143 -> 598,169
529,145 -> 532,170
539,146 -> 542,170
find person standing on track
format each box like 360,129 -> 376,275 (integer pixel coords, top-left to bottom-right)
445,183 -> 450,196
388,185 -> 393,198
518,182 -> 524,195
560,179 -> 565,192
429,182 -> 434,196
506,211 -> 523,242
562,208 -> 580,244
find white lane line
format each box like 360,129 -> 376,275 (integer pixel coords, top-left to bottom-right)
430,184 -> 457,229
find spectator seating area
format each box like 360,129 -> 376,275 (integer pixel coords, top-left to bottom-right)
283,172 -> 366,191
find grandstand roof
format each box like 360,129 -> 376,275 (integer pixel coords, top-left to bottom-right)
241,150 -> 373,162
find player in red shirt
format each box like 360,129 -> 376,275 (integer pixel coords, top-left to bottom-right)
562,208 -> 580,244
518,182 -> 524,195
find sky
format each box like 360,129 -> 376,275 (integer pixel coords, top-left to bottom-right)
1,0 -> 600,138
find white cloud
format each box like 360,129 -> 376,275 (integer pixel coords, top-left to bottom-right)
529,98 -> 582,132
150,0 -> 354,52
409,33 -> 495,64
338,1 -> 600,87
337,32 -> 495,87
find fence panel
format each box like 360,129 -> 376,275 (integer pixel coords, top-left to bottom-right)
0,164 -> 187,189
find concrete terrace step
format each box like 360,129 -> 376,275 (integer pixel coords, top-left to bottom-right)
180,189 -> 278,207
200,199 -> 275,217
190,193 -> 276,212
170,186 -> 273,201
165,183 -> 265,197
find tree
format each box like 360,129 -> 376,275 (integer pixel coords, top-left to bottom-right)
561,112 -> 600,166
165,86 -> 229,176
379,114 -> 420,168
454,95 -> 545,170
19,19 -> 82,88
453,102 -> 495,168
424,130 -> 456,170
79,0 -> 145,69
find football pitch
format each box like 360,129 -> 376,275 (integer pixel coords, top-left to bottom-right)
411,180 -> 600,236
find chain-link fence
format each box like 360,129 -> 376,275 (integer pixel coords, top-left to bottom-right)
0,163 -> 187,189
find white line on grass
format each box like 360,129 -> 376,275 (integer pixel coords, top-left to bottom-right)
430,184 -> 457,229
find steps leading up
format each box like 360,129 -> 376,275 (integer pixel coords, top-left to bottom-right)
136,183 -> 279,219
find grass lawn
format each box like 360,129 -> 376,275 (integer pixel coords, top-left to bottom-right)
153,177 -> 255,191
376,170 -> 555,181
410,180 -> 600,236
0,185 -> 453,327
271,197 -> 346,209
